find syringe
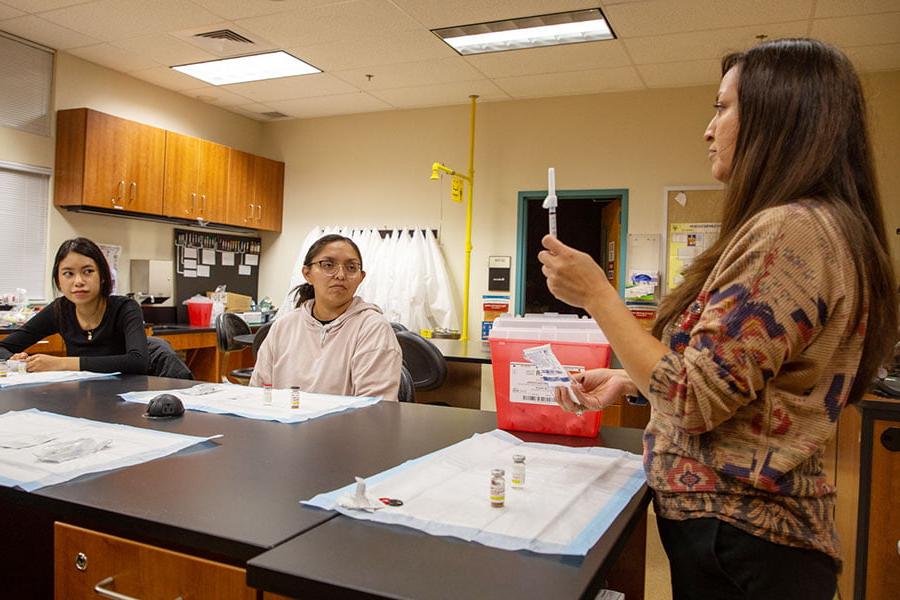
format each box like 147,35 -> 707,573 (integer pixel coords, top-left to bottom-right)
542,167 -> 558,237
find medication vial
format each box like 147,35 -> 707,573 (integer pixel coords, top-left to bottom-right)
290,386 -> 300,409
490,468 -> 506,508
511,454 -> 526,489
263,383 -> 273,406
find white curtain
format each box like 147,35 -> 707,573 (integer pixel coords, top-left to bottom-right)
277,227 -> 459,334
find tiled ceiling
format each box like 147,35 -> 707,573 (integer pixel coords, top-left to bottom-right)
2,0 -> 899,121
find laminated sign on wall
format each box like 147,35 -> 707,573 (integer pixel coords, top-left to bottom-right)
667,222 -> 720,291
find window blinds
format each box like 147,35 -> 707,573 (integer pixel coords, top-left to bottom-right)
0,164 -> 49,300
0,32 -> 53,136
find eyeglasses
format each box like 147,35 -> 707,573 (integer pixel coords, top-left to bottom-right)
309,259 -> 362,277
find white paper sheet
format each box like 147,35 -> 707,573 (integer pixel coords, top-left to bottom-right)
184,259 -> 197,269
197,265 -> 210,278
184,247 -> 198,259
119,383 -> 380,424
202,249 -> 216,265
245,254 -> 259,266
304,430 -> 645,556
238,265 -> 251,276
0,409 -> 220,491
0,371 -> 118,389
222,252 -> 235,266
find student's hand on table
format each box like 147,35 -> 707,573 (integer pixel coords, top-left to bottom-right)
25,354 -> 69,372
538,235 -> 612,309
9,352 -> 28,361
554,369 -> 637,413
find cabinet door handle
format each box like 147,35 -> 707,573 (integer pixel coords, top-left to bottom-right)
257,204 -> 263,222
188,193 -> 196,215
93,575 -> 184,600
200,194 -> 206,214
130,181 -> 136,204
116,180 -> 125,205
246,203 -> 253,223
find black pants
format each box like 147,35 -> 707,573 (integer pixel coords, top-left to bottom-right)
656,516 -> 837,600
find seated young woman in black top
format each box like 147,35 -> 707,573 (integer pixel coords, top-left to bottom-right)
0,237 -> 148,374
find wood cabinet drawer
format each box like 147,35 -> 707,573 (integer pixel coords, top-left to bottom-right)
55,522 -> 255,600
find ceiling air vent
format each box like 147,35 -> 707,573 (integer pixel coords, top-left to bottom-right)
194,29 -> 255,45
261,111 -> 289,119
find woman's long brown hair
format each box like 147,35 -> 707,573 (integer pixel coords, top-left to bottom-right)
652,38 -> 897,404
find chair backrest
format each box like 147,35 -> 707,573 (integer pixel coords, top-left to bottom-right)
398,364 -> 415,403
396,330 -> 447,392
252,321 -> 273,357
390,321 -> 408,333
146,336 -> 193,380
215,312 -> 251,353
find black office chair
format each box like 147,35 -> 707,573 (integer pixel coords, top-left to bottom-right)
214,313 -> 252,384
390,322 -> 408,333
396,330 -> 447,392
398,364 -> 415,403
146,336 -> 193,380
229,321 -> 273,383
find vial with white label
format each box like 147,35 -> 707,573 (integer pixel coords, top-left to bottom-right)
290,386 -> 300,409
511,454 -> 526,489
490,468 -> 506,508
262,383 -> 273,406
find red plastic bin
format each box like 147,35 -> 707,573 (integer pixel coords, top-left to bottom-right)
489,337 -> 611,437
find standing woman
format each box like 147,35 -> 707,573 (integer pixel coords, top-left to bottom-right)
0,237 -> 148,374
539,39 -> 897,599
251,234 -> 401,400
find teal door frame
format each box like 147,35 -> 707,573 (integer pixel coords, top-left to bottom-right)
515,188 -> 629,315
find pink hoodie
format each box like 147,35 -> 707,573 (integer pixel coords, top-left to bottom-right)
250,297 -> 402,401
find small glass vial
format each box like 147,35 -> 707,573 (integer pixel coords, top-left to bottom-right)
490,468 -> 506,508
0,360 -> 7,378
511,454 -> 526,489
290,386 -> 300,409
15,359 -> 26,375
262,383 -> 273,406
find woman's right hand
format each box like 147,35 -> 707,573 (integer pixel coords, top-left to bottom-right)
554,368 -> 637,413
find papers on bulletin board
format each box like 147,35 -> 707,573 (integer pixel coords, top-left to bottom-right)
245,254 -> 258,266
184,269 -> 196,278
197,265 -> 210,278
184,247 -> 198,259
222,252 -> 235,266
119,383 -> 381,424
184,258 -> 197,270
0,408 -> 221,491
239,265 -> 251,276
667,222 -> 720,290
202,249 -> 216,265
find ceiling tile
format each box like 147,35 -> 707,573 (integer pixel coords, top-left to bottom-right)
624,21 -> 809,65
223,73 -> 358,102
845,42 -> 900,72
811,12 -> 900,47
2,0 -> 86,12
332,56 -> 486,89
370,79 -> 510,109
228,101 -> 280,120
391,0 -> 601,29
65,43 -> 160,71
465,40 -> 631,78
606,0 -> 814,37
494,66 -> 644,98
815,0 -> 900,18
265,92 -> 392,118
0,14 -> 100,49
637,58 -> 721,88
191,0 -> 342,21
40,0 -> 221,42
113,33 -> 218,67
130,65 -> 206,91
0,3 -> 26,19
290,29 -> 455,72
182,85 -> 254,107
237,0 -> 420,49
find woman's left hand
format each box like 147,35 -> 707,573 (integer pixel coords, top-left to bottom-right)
25,354 -> 68,372
538,235 -> 611,308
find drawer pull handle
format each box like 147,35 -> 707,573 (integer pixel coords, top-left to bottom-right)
75,552 -> 87,571
94,576 -> 183,600
881,427 -> 900,452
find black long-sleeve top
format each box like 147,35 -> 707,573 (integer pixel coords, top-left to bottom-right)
0,296 -> 149,374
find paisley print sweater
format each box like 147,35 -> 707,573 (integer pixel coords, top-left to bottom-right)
644,202 -> 864,563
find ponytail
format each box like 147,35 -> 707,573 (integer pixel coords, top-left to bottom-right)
292,283 -> 315,307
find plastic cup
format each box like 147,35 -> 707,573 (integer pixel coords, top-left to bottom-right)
186,302 -> 213,327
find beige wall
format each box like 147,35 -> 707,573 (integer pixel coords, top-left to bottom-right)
261,69 -> 899,336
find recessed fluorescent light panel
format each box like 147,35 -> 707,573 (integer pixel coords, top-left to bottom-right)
432,8 -> 615,55
172,51 -> 320,85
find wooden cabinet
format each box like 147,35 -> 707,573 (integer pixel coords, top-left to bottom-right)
55,108 -> 165,215
55,108 -> 283,231
163,131 -> 230,223
55,522 -> 257,600
226,149 -> 284,232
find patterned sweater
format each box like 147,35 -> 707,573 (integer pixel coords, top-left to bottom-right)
644,202 -> 864,563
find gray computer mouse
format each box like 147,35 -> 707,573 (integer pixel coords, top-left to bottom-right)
145,393 -> 185,418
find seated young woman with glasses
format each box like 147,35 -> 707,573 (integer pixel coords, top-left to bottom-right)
250,234 -> 402,400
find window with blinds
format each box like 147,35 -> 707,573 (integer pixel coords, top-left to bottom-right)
0,32 -> 53,136
0,163 -> 50,300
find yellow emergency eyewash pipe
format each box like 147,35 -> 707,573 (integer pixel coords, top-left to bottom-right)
430,95 -> 478,341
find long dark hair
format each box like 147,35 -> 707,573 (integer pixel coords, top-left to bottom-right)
653,38 -> 897,404
52,237 -> 113,298
291,234 -> 363,307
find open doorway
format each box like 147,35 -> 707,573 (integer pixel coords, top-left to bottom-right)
515,189 -> 628,315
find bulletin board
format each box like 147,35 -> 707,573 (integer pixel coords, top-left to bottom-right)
173,228 -> 261,322
663,187 -> 724,292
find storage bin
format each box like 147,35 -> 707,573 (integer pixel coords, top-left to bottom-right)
488,314 -> 611,437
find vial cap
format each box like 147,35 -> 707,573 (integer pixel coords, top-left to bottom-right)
263,383 -> 272,388
291,386 -> 300,389
513,454 -> 525,463
491,468 -> 505,476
